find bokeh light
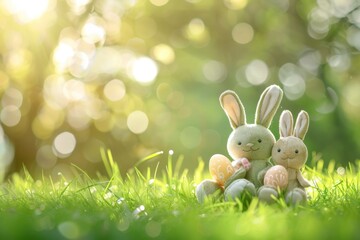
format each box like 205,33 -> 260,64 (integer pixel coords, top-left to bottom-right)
203,60 -> 227,83
184,18 -> 209,44
67,104 -> 91,130
151,44 -> 175,65
245,60 -> 269,85
279,63 -> 306,100
63,79 -> 86,101
0,0 -> 360,178
1,88 -> 23,108
127,111 -> 149,134
81,16 -> 106,44
130,57 -> 158,85
58,221 -> 80,239
150,0 -> 169,7
344,81 -> 360,109
0,126 -> 14,181
53,40 -> 76,73
53,132 -> 77,158
36,145 -> 57,169
104,79 -> 126,102
2,0 -> 50,23
298,50 -> 322,73
224,0 -> 248,10
0,105 -> 21,127
232,22 -> 254,44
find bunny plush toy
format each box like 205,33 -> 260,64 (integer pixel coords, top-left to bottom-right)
195,85 -> 283,203
259,110 -> 311,205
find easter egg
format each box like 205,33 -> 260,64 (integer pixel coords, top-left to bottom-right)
264,165 -> 288,190
209,154 -> 235,186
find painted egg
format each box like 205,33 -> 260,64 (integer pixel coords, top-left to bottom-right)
209,154 -> 235,186
264,165 -> 288,190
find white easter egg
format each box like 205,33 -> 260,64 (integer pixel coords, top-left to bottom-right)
209,154 -> 235,186
264,165 -> 288,190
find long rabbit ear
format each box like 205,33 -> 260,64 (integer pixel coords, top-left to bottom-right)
279,110 -> 293,137
220,90 -> 246,129
294,110 -> 309,140
255,85 -> 283,128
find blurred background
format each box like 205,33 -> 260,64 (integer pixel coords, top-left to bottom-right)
0,0 -> 360,181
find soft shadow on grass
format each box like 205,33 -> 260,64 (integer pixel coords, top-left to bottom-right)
0,150 -> 359,239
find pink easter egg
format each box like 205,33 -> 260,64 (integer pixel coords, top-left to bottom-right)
209,154 -> 235,186
264,165 -> 288,190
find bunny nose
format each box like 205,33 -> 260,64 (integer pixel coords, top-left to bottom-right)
246,143 -> 254,147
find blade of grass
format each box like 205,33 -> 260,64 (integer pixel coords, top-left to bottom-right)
133,151 -> 164,168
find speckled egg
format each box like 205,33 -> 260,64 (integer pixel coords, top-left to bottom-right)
264,165 -> 288,190
209,154 -> 235,186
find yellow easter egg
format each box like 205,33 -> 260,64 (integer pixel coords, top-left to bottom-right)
264,165 -> 288,190
209,154 -> 235,186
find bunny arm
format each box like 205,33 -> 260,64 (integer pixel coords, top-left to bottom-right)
257,163 -> 272,184
296,170 -> 311,188
224,167 -> 247,188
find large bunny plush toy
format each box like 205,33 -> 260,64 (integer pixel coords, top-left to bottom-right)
195,85 -> 283,203
258,110 -> 311,205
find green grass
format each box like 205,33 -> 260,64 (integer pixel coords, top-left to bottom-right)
0,150 -> 359,240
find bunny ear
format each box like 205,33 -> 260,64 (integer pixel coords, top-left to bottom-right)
255,85 -> 283,128
279,110 -> 293,137
294,110 -> 309,140
220,90 -> 246,129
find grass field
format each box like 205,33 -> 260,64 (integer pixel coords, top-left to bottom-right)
0,150 -> 359,240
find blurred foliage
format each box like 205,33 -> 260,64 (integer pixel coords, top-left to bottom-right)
0,0 -> 360,179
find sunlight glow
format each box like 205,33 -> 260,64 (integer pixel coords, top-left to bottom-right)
131,57 -> 158,85
3,0 -> 50,23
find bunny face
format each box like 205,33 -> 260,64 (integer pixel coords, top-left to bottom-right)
228,124 -> 276,161
220,85 -> 283,162
272,136 -> 308,169
271,110 -> 310,170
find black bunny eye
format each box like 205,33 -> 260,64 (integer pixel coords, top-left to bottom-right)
238,142 -> 242,145
258,139 -> 262,143
277,148 -> 281,153
295,150 -> 299,154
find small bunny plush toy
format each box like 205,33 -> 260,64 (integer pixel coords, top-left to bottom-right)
259,110 -> 311,205
195,85 -> 283,203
